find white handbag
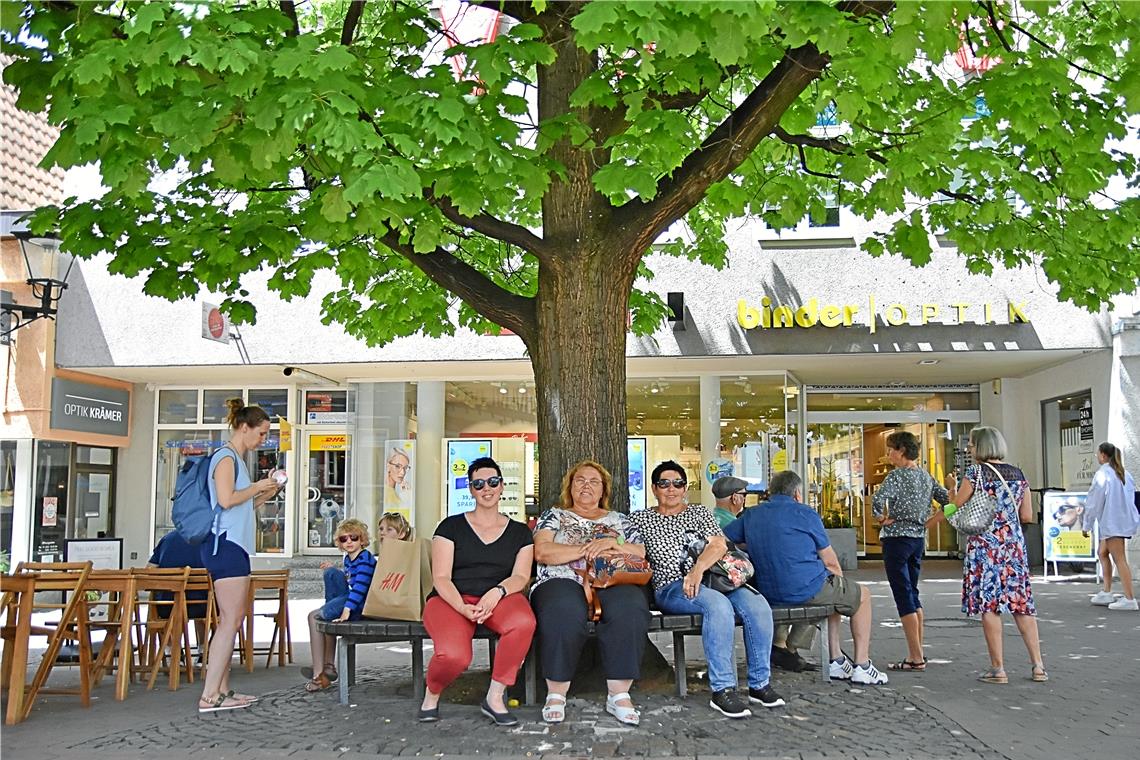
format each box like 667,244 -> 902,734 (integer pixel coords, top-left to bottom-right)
949,462 -> 1016,536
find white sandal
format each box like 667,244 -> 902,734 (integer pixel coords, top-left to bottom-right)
542,693 -> 566,724
605,691 -> 640,726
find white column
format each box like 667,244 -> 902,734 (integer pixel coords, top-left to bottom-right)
11,439 -> 34,567
415,381 -> 446,540
1108,317 -> 1140,578
699,374 -> 721,509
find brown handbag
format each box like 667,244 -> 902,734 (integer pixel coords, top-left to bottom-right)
575,554 -> 653,622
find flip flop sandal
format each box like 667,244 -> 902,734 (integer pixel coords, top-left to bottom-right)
301,665 -> 339,682
887,660 -> 926,672
978,668 -> 1008,684
1030,664 -> 1049,682
226,690 -> 259,703
198,694 -> 250,713
304,673 -> 332,692
542,693 -> 567,724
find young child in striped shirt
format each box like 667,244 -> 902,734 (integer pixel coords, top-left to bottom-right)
303,518 -> 377,692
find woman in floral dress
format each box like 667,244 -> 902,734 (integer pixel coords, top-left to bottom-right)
932,425 -> 1047,684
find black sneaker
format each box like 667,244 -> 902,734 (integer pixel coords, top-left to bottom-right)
747,684 -> 786,708
709,688 -> 752,718
771,646 -> 809,672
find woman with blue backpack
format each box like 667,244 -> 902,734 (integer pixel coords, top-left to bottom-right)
197,398 -> 282,713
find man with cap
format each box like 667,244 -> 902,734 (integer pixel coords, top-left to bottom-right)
712,476 -> 818,673
711,476 -> 750,529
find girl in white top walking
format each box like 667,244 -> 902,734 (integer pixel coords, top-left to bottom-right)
1083,442 -> 1140,611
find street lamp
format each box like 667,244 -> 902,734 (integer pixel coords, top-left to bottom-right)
2,231 -> 71,341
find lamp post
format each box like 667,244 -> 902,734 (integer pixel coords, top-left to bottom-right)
1,231 -> 70,343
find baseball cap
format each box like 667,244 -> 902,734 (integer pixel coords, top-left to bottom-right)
711,476 -> 749,500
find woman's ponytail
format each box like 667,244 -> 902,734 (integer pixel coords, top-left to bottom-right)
1098,442 -> 1126,485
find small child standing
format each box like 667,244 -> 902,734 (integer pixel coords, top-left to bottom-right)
303,518 -> 377,692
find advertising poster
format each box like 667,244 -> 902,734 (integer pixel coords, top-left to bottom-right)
65,538 -> 123,622
1043,491 -> 1096,562
628,438 -> 647,512
383,439 -> 416,523
705,457 -> 734,484
446,439 -> 491,516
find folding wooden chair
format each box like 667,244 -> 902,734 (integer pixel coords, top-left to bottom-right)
182,568 -> 216,678
243,569 -> 293,671
85,569 -> 137,701
1,571 -> 39,724
130,567 -> 192,691
7,561 -> 94,723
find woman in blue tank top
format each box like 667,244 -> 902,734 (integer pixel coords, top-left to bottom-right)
198,398 -> 282,713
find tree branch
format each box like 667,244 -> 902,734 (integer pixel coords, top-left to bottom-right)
279,1 -> 300,37
377,227 -> 537,339
772,126 -> 849,154
795,145 -> 840,179
341,0 -> 365,46
1006,18 -> 1115,82
429,192 -> 553,263
472,1 -> 536,23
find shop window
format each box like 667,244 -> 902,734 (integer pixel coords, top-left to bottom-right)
1,441 -> 16,568
1042,390 -> 1095,491
627,377 -> 699,501
306,390 -> 348,424
75,447 -> 113,465
201,390 -> 243,424
717,376 -> 790,492
248,388 -> 289,418
153,431 -> 225,547
158,390 -> 198,424
347,382 -> 417,542
31,441 -> 70,562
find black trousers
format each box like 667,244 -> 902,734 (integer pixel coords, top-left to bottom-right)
530,577 -> 651,682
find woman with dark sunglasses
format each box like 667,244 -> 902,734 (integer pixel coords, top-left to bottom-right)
419,457 -> 535,725
531,460 -> 651,726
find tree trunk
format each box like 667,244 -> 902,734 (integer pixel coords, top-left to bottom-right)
525,251 -> 634,513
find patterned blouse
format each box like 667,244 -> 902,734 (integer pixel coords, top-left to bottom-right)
872,467 -> 950,539
531,507 -> 644,589
628,504 -> 723,590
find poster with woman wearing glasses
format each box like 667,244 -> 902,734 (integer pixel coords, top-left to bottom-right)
383,440 -> 416,523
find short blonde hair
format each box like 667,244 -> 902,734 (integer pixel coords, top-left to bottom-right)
378,512 -> 412,540
335,518 -> 370,546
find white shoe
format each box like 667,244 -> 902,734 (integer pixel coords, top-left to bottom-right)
828,654 -> 854,681
1090,591 -> 1115,606
851,661 -> 889,685
1107,597 -> 1139,611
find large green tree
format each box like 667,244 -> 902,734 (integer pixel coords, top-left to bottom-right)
4,0 -> 1138,510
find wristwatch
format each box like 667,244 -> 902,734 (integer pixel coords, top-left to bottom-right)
495,584 -> 508,598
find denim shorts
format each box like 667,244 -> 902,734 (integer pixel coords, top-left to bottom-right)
200,533 -> 251,580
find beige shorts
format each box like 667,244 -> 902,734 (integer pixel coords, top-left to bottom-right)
807,574 -> 863,616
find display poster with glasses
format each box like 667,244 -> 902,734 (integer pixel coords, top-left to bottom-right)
627,438 -> 647,512
445,439 -> 492,516
492,438 -> 525,522
382,439 -> 415,523
1042,491 -> 1096,563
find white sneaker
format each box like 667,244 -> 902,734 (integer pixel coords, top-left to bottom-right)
828,654 -> 854,681
1107,597 -> 1139,611
851,661 -> 889,685
1090,591 -> 1115,606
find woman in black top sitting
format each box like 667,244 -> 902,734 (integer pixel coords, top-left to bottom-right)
418,457 -> 536,726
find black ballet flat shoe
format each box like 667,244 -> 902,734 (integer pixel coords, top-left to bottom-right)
417,706 -> 440,722
480,699 -> 519,726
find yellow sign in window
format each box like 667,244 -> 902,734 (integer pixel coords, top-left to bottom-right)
310,434 -> 349,451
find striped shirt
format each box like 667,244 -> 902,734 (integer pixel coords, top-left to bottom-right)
342,549 -> 377,613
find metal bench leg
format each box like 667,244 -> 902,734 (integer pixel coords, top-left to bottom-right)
336,639 -> 350,706
819,617 -> 830,685
672,632 -> 687,697
412,637 -> 425,702
347,640 -> 356,686
524,640 -> 537,706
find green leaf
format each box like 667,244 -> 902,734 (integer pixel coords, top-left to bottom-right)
320,187 -> 351,223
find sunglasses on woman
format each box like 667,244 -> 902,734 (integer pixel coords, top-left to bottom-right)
654,478 -> 687,489
470,476 -> 503,490
336,534 -> 361,544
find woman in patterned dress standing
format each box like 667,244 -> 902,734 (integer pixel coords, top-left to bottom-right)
932,425 -> 1047,684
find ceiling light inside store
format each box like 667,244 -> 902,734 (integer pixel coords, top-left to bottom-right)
917,359 -> 940,365
518,387 -> 527,394
499,386 -> 508,394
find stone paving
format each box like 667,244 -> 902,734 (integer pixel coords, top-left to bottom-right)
3,560 -> 1138,760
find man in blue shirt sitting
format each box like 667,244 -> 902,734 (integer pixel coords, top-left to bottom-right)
724,470 -> 888,686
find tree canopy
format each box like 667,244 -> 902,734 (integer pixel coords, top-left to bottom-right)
4,0 -> 1138,508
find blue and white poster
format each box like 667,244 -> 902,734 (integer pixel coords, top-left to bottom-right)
628,438 -> 647,512
446,439 -> 492,516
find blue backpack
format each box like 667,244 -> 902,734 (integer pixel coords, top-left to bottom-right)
171,448 -> 232,548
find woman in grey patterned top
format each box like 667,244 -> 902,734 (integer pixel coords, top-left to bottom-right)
871,431 -> 950,671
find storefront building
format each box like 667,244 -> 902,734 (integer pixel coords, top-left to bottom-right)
7,208 -> 1129,574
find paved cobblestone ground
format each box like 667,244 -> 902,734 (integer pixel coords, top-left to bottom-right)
3,561 -> 1138,760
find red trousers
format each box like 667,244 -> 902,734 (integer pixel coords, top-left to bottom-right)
422,593 -> 536,694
